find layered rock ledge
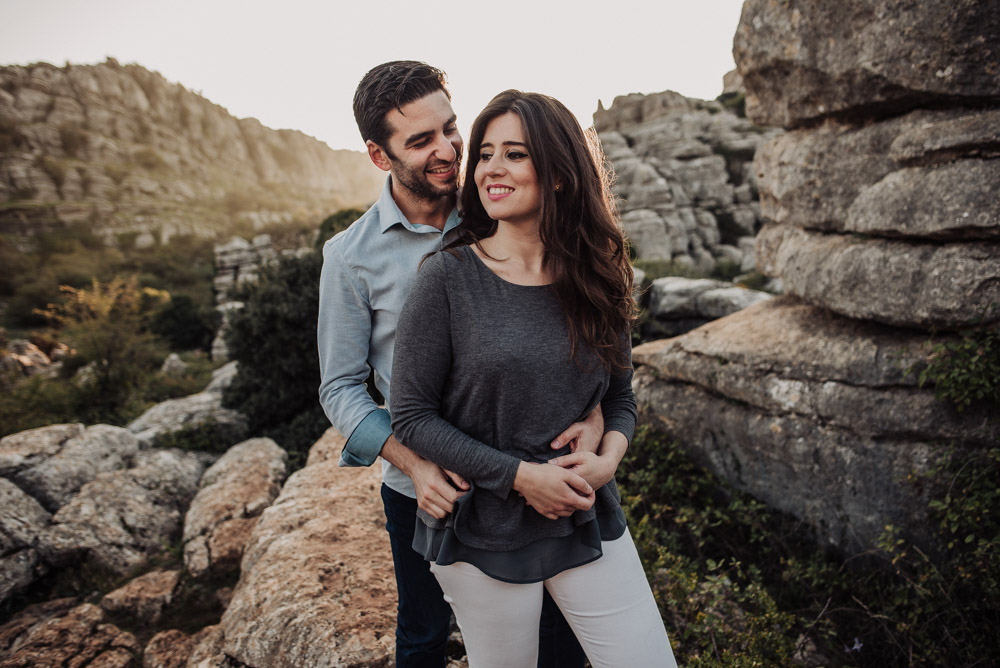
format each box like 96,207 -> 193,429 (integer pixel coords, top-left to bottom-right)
633,297 -> 996,552
733,0 -> 1000,128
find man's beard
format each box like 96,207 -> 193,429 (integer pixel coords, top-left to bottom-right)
390,154 -> 461,202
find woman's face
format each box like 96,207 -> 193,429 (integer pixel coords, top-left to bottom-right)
474,113 -> 542,227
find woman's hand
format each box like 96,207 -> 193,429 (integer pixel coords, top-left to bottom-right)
548,451 -> 617,489
513,462 -> 595,520
550,430 -> 629,489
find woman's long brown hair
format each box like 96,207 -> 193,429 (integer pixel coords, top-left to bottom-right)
457,90 -> 635,370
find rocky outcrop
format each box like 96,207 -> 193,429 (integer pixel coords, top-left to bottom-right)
0,600 -> 140,666
594,90 -> 780,273
0,423 -> 138,511
752,107 -> 1000,329
143,626 -> 228,668
644,276 -> 772,337
37,448 -> 206,574
0,478 -> 51,605
634,298 -> 996,551
635,0 -> 1000,554
217,428 -> 398,667
183,438 -> 287,580
733,0 -> 1000,128
212,236 -> 277,305
126,362 -> 247,448
101,569 -> 182,625
0,340 -> 70,379
0,59 -> 383,242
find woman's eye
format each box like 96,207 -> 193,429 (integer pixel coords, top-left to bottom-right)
507,151 -> 528,160
479,152 -> 493,162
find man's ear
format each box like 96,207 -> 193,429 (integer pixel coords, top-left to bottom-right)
367,140 -> 392,172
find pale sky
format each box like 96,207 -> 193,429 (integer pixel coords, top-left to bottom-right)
0,0 -> 747,151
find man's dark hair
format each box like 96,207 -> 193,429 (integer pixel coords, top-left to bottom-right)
353,61 -> 450,153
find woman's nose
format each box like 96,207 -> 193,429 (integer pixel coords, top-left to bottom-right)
484,156 -> 504,176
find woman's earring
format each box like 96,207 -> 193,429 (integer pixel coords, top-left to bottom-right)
554,184 -> 561,191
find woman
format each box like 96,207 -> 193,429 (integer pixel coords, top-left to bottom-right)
390,90 -> 676,667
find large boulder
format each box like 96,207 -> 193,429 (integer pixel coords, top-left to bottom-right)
0,478 -> 51,605
142,626 -> 231,668
753,108 -> 1000,238
183,438 -> 287,579
754,224 -> 1000,330
127,391 -> 248,450
36,449 -> 206,574
217,428 -> 397,667
733,0 -> 1000,127
633,298 -> 996,553
0,423 -> 139,511
100,569 -> 182,625
0,600 -> 140,667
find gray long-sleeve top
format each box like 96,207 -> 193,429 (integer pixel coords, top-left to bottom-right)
390,245 -> 637,552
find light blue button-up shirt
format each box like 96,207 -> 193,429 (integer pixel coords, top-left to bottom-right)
317,176 -> 461,497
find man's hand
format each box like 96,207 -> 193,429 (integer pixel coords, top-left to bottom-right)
409,457 -> 470,519
550,403 -> 604,454
513,462 -> 595,520
381,434 -> 469,519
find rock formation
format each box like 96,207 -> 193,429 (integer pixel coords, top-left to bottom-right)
100,569 -> 182,625
0,599 -> 140,666
0,361 -> 248,606
0,59 -> 383,243
644,276 -> 772,338
36,448 -> 206,573
126,363 -> 248,448
594,89 -> 780,273
215,428 -> 399,667
182,438 -> 287,580
634,0 -> 1000,553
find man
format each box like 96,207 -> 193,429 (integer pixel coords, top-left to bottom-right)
318,61 -> 600,668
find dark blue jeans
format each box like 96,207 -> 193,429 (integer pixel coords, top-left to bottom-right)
382,484 -> 452,668
380,484 -> 586,668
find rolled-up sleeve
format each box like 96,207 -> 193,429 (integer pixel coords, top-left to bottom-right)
317,238 -> 390,467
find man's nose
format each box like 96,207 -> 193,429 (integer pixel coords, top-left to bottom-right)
433,134 -> 457,162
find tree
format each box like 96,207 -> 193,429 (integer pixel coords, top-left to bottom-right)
222,251 -> 328,467
35,275 -> 167,423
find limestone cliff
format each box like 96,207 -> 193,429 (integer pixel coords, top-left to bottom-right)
0,59 -> 383,244
594,89 -> 780,273
635,0 -> 999,555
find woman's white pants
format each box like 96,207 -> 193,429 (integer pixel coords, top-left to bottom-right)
429,528 -> 678,668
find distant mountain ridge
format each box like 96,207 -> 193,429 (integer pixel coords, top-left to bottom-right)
0,58 -> 383,244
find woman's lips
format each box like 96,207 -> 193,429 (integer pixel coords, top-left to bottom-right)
486,185 -> 513,201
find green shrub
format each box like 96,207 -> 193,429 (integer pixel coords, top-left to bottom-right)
222,251 -> 327,466
150,295 -> 219,351
316,208 -> 365,249
907,323 -> 1000,412
33,276 -> 168,425
620,427 -> 1000,666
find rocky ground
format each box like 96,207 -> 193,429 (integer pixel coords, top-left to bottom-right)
0,364 -> 469,667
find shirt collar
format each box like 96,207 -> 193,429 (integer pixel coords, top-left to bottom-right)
377,175 -> 461,235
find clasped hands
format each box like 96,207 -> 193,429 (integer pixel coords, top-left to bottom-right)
407,405 -> 617,522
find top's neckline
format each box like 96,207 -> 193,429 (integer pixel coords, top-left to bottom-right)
462,244 -> 554,289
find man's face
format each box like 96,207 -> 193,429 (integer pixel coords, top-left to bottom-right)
381,90 -> 463,201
